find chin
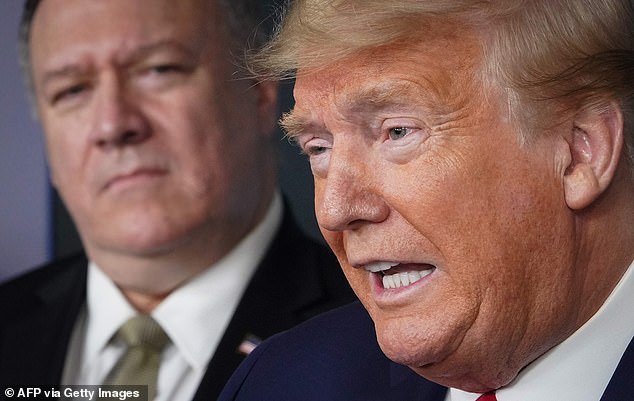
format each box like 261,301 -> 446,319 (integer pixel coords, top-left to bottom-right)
412,359 -> 519,394
374,319 -> 452,369
89,222 -> 189,257
379,333 -> 492,393
370,304 -> 481,374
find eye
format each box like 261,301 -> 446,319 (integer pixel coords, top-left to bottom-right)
51,83 -> 88,105
295,134 -> 332,157
295,134 -> 332,174
388,127 -> 414,140
149,64 -> 184,75
139,64 -> 187,79
304,143 -> 330,156
303,141 -> 332,158
135,62 -> 192,89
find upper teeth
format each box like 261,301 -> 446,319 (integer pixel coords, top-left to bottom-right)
364,261 -> 399,273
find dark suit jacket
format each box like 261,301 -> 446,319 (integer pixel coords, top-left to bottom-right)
219,302 -> 634,401
0,208 -> 355,401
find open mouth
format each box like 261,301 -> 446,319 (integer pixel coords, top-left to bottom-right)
364,261 -> 435,289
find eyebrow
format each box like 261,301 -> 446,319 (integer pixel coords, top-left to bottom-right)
40,65 -> 86,90
123,40 -> 197,66
39,40 -> 196,90
280,111 -> 314,140
351,83 -> 416,109
282,80 -> 434,140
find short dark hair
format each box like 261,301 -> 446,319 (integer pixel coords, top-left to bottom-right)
18,0 -> 279,92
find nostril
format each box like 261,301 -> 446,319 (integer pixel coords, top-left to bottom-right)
94,129 -> 148,149
119,130 -> 144,145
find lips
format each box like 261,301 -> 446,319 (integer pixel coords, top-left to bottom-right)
104,167 -> 167,191
363,261 -> 435,290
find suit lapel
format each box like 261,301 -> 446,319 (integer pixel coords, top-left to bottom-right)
193,206 -> 349,400
0,254 -> 87,384
600,335 -> 634,400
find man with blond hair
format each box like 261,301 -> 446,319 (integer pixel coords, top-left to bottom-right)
219,0 -> 634,400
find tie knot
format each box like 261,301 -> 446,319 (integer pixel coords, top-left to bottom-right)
116,315 -> 169,351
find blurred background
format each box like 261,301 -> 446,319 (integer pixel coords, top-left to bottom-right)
0,1 -> 49,281
0,1 -> 318,283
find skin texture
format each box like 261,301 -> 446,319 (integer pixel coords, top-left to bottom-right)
287,20 -> 633,392
29,0 -> 278,312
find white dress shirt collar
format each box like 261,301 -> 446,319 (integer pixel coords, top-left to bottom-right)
153,190 -> 282,371
81,191 -> 283,377
449,259 -> 634,401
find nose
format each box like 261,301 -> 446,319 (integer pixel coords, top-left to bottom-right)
90,73 -> 150,149
316,149 -> 389,232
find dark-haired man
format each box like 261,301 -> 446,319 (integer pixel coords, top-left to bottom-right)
0,1 -> 353,399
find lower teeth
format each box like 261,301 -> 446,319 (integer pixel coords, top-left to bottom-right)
382,270 -> 431,289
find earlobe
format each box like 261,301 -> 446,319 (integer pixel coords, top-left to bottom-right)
563,103 -> 624,210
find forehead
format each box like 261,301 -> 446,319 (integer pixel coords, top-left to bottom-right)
29,0 -> 221,67
292,24 -> 484,120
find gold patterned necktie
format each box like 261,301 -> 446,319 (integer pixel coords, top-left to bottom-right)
102,315 -> 170,401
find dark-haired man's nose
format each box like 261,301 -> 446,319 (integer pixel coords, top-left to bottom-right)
89,74 -> 150,150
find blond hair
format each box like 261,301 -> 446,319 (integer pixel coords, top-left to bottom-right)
252,0 -> 634,160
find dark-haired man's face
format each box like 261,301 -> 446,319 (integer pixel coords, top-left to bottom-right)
29,0 -> 277,281
289,22 -> 584,391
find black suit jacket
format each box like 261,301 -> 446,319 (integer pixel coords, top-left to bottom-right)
219,302 -> 634,401
0,209 -> 355,400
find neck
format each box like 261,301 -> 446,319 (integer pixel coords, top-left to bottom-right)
84,190 -> 277,312
87,232 -> 228,302
121,288 -> 169,314
573,164 -> 634,327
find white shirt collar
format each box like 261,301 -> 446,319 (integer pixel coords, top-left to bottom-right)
450,259 -> 634,401
83,191 -> 283,374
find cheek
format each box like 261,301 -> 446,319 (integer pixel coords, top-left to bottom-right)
44,131 -> 84,189
321,229 -> 347,269
387,144 -> 571,301
321,228 -> 368,293
40,104 -> 101,189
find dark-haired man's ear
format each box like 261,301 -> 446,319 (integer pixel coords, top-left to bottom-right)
255,80 -> 280,137
563,103 -> 624,210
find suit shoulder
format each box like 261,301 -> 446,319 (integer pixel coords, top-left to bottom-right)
271,208 -> 335,263
0,252 -> 86,291
221,303 -> 447,401
260,209 -> 356,310
0,253 -> 87,312
221,303 -> 394,400
253,301 -> 379,367
278,301 -> 376,345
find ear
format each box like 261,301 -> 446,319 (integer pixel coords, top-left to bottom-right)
253,79 -> 279,137
563,102 -> 624,210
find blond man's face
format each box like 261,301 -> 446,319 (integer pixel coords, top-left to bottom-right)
289,23 -> 582,391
